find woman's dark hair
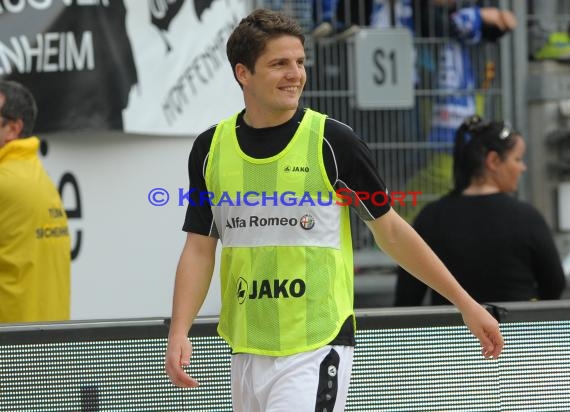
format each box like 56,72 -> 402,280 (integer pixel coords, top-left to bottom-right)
226,8 -> 305,87
451,115 -> 519,195
0,80 -> 38,138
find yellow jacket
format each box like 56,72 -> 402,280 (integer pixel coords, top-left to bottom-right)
0,137 -> 70,322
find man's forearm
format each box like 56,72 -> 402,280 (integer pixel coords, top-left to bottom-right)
169,234 -> 217,337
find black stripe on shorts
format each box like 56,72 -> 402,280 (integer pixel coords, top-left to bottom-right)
314,348 -> 340,412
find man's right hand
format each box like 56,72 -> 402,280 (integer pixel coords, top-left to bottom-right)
165,334 -> 199,388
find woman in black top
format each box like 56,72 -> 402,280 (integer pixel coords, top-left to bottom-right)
395,115 -> 567,305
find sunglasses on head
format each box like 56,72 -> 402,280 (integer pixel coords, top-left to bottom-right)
462,115 -> 513,141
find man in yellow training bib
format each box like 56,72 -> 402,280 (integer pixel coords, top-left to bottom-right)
165,8 -> 504,412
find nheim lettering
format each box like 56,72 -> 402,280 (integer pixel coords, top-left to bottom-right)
236,277 -> 306,304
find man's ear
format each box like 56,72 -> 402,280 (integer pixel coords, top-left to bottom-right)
485,150 -> 501,172
235,63 -> 249,88
5,118 -> 24,143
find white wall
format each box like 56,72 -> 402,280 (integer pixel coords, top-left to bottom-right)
41,132 -> 221,320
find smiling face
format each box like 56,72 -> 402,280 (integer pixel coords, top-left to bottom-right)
236,35 -> 306,127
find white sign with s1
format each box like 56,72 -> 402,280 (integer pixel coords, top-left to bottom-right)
349,28 -> 414,110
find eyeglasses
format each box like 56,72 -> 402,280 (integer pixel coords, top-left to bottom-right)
462,115 -> 514,141
498,122 -> 513,140
463,115 -> 483,129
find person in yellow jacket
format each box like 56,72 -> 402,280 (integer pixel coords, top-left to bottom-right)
164,9 -> 504,412
0,80 -> 70,323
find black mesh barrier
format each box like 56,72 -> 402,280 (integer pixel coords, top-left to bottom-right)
1,302 -> 569,411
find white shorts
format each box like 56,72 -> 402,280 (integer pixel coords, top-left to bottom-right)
231,345 -> 354,412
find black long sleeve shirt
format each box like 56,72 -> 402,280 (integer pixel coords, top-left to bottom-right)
395,193 -> 567,305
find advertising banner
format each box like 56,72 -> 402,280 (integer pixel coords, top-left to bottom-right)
0,0 -> 246,135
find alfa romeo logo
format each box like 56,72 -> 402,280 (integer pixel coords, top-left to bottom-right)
299,214 -> 315,230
